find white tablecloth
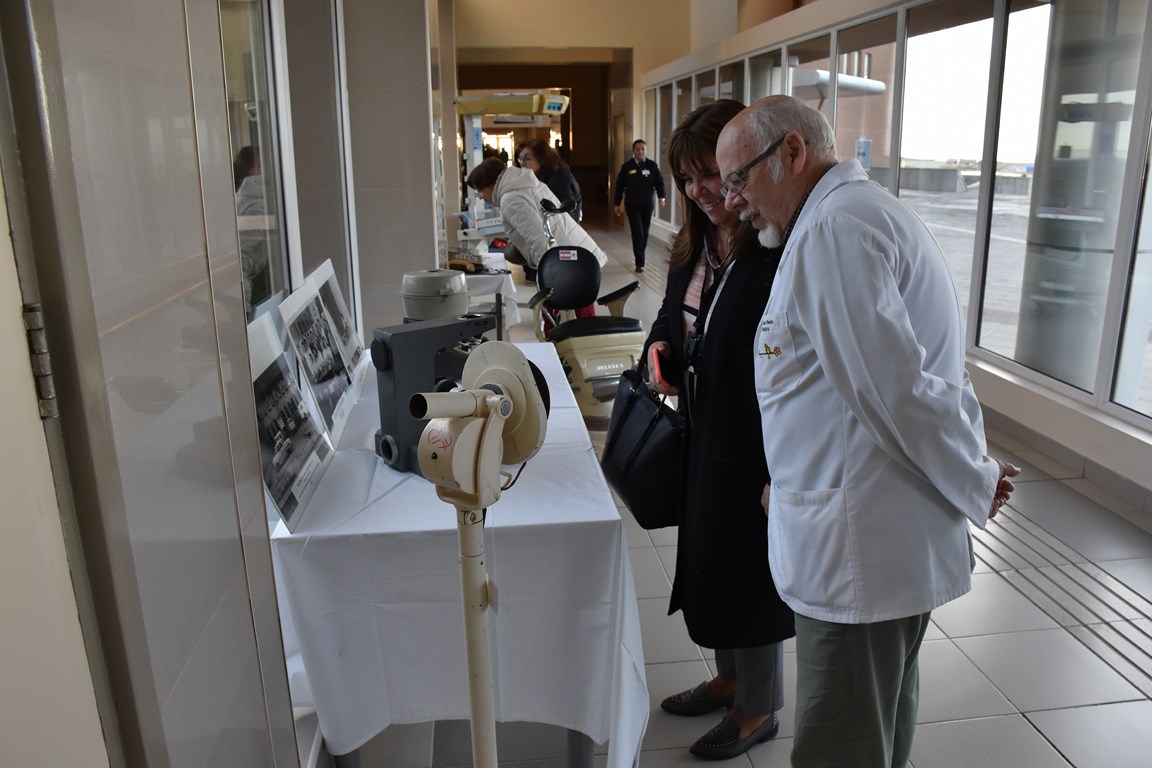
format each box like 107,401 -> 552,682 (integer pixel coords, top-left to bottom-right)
465,265 -> 520,332
272,343 -> 648,764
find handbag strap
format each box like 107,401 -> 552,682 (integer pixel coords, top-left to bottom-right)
685,253 -> 734,409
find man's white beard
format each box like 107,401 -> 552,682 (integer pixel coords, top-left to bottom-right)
757,223 -> 783,248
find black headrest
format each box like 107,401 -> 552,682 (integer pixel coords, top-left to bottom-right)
536,246 -> 601,309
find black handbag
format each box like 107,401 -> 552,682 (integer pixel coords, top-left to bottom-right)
600,366 -> 687,529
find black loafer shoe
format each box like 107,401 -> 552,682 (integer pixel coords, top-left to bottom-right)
689,712 -> 779,760
660,681 -> 735,717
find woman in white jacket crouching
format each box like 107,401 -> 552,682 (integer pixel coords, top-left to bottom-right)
467,157 -> 607,288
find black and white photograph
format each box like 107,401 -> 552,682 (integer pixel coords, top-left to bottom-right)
281,290 -> 353,433
312,259 -> 363,368
252,352 -> 331,529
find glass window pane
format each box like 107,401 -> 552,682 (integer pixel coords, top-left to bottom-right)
982,0 -> 1146,393
749,49 -> 783,100
281,1 -> 353,317
900,0 -> 995,326
223,2 -> 289,321
789,34 -> 832,117
835,15 -> 897,182
670,77 -> 692,226
657,83 -> 673,224
696,69 -> 716,105
644,88 -> 657,149
719,62 -> 744,103
675,77 -> 692,117
977,1 -> 1051,366
1114,119 -> 1152,417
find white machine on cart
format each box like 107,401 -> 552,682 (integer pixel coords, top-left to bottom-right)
456,92 -> 571,251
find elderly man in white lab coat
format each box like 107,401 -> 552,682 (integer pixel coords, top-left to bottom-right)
716,96 -> 1020,768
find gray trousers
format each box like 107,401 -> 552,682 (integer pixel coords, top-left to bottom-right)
714,642 -> 785,717
791,612 -> 931,768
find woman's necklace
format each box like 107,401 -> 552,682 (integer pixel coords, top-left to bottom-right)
695,227 -> 732,294
704,229 -> 733,277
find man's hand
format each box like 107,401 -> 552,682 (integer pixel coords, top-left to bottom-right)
989,459 -> 1020,519
614,206 -> 624,217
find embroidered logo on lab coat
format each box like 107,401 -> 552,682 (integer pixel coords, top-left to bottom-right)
759,344 -> 782,358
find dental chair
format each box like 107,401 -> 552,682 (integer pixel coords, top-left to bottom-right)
527,202 -> 645,418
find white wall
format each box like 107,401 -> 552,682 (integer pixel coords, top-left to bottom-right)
691,0 -> 739,51
0,167 -> 108,767
343,0 -> 442,335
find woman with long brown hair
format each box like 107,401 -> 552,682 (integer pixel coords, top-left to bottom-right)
517,138 -> 582,222
644,99 -> 794,760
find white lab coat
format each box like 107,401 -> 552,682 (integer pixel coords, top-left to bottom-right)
493,167 -> 608,268
754,159 -> 1000,624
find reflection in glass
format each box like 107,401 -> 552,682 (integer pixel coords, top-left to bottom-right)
900,0 -> 995,326
719,62 -> 744,103
1114,118 -> 1152,417
657,83 -> 674,224
281,0 -> 355,321
222,1 -> 288,321
995,0 -> 1146,392
749,49 -> 784,101
696,68 -> 716,105
834,15 -> 896,181
978,2 -> 1050,363
789,34 -> 832,116
675,77 -> 692,117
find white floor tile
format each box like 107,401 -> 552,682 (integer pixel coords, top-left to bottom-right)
909,715 -> 1072,768
1097,556 -> 1152,602
1011,481 -> 1152,562
984,445 -> 1056,483
1028,700 -> 1152,768
631,545 -> 673,598
917,640 -> 1017,723
1014,449 -> 1081,480
930,572 -> 1058,638
745,735 -> 793,767
654,545 -> 677,584
955,627 -> 1143,711
923,620 -> 947,641
357,721 -> 433,768
636,597 -> 704,664
648,526 -> 678,547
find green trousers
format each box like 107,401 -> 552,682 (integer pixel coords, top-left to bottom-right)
791,612 -> 931,768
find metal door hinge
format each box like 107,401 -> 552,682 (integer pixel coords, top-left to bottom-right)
22,303 -> 59,419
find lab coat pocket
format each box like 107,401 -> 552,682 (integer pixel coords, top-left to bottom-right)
755,312 -> 803,392
770,485 -> 854,612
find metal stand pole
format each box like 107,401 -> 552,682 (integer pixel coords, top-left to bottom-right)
457,507 -> 498,768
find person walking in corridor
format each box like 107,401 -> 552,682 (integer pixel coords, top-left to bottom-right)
614,139 -> 666,272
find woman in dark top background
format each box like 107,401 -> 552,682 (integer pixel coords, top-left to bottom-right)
644,99 -> 794,760
518,138 -> 582,222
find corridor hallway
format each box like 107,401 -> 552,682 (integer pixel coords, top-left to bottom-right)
350,202 -> 1152,767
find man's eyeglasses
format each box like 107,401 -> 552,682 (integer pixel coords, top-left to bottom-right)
720,136 -> 784,198
518,154 -> 534,164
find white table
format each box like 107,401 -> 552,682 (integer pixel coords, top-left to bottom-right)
272,343 -> 648,765
465,255 -> 520,339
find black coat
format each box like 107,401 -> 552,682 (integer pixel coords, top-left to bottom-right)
543,165 -> 582,222
613,157 -> 666,210
646,241 -> 794,649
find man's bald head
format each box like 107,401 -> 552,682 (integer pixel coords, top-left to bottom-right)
717,96 -> 838,246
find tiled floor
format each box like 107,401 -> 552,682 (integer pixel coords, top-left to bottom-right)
342,206 -> 1152,767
